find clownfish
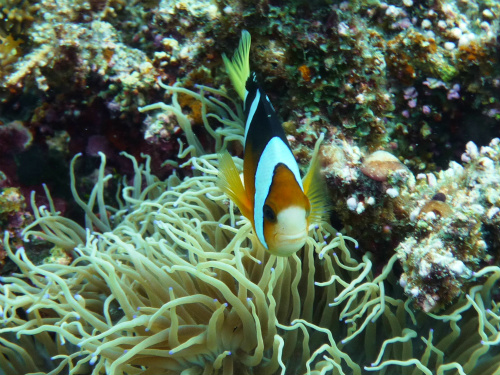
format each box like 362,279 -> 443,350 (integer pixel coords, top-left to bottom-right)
218,30 -> 328,257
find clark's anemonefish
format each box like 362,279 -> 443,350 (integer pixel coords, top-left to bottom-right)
218,30 -> 328,257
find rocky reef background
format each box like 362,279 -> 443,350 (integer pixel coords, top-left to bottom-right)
1,0 -> 499,330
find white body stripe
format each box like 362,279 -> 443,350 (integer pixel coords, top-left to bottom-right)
244,90 -> 260,146
265,94 -> 275,111
254,137 -> 303,249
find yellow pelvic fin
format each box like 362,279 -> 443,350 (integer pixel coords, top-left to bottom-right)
222,30 -> 251,101
217,151 -> 252,220
303,133 -> 331,225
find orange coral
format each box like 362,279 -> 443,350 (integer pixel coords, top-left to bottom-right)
298,64 -> 312,82
178,92 -> 204,125
103,48 -> 115,63
386,30 -> 441,84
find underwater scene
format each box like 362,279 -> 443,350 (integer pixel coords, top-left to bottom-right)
1,0 -> 500,374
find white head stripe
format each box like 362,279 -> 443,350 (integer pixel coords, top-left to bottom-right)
244,90 -> 260,145
254,137 -> 303,249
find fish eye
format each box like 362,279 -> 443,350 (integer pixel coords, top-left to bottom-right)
263,204 -> 276,222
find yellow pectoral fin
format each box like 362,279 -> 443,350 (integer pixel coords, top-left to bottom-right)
303,134 -> 331,225
217,151 -> 252,220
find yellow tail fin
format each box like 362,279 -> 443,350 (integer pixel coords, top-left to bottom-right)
222,30 -> 251,101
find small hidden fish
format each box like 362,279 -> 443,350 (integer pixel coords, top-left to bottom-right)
218,30 -> 328,257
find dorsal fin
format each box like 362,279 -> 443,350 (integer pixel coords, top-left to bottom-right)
222,30 -> 251,100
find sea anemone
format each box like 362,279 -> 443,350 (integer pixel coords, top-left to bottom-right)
0,84 -> 499,375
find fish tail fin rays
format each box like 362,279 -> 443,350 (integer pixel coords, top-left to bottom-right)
222,30 -> 251,101
303,133 -> 331,225
217,151 -> 253,220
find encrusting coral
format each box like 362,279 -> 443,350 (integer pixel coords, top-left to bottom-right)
320,133 -> 500,312
1,84 -> 500,375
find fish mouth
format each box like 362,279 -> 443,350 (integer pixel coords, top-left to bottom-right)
272,230 -> 308,256
276,230 -> 308,242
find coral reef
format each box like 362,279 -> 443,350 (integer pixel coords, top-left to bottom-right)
0,0 -> 39,35
0,187 -> 32,271
0,35 -> 24,77
1,0 -> 499,220
396,138 -> 500,311
320,135 -> 500,311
